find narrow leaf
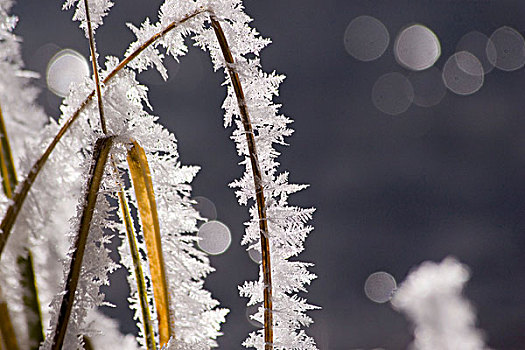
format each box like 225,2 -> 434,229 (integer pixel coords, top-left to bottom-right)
51,136 -> 114,350
211,18 -> 274,349
127,140 -> 171,346
0,105 -> 16,198
17,252 -> 45,350
0,103 -> 44,349
0,287 -> 19,350
117,186 -> 156,350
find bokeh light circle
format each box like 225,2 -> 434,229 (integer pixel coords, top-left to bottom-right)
394,24 -> 441,71
371,72 -> 414,115
248,249 -> 262,264
197,221 -> 231,255
408,67 -> 446,107
364,271 -> 397,303
456,31 -> 496,75
46,49 -> 89,97
193,196 -> 217,220
489,26 -> 525,71
344,15 -> 390,62
442,51 -> 484,95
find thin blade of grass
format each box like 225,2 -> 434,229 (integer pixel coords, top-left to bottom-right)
116,186 -> 157,350
0,104 -> 44,349
0,287 -> 19,350
0,105 -> 17,198
50,136 -> 114,350
210,17 -> 274,350
127,141 -> 171,346
17,252 -> 45,350
0,9 -> 207,259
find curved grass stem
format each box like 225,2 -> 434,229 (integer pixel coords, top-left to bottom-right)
210,17 -> 274,350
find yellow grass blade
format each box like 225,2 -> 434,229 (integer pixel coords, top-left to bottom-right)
116,187 -> 157,350
127,140 -> 172,346
51,136 -> 114,350
0,104 -> 17,198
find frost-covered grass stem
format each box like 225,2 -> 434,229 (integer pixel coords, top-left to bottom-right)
83,0 -> 107,134
210,16 -> 274,350
50,136 -> 114,350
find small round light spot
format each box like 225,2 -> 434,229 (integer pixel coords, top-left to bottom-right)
344,16 -> 390,62
197,221 -> 231,255
248,249 -> 262,264
456,31 -> 496,75
193,196 -> 217,220
442,51 -> 484,95
394,24 -> 441,71
364,271 -> 397,303
46,49 -> 89,97
371,72 -> 414,115
408,66 -> 446,107
489,26 -> 525,71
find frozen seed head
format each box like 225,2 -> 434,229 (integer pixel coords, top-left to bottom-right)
456,31 -> 496,75
489,26 -> 525,71
442,51 -> 484,95
364,271 -> 397,303
46,49 -> 89,97
394,24 -> 441,71
372,72 -> 414,115
197,221 -> 231,255
344,15 -> 390,62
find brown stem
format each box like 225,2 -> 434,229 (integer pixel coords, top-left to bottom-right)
51,136 -> 114,350
0,8 -> 207,259
210,17 -> 273,350
0,287 -> 19,350
83,0 -> 107,134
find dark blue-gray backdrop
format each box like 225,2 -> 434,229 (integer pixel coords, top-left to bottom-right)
12,1 -> 525,349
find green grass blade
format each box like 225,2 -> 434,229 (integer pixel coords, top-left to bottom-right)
127,140 -> 172,346
117,186 -> 157,350
50,136 -> 114,350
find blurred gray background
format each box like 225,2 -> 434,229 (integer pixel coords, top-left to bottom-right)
12,1 -> 525,349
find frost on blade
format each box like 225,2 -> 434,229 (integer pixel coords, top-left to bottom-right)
63,0 -> 114,37
41,139 -> 120,350
391,257 -> 489,350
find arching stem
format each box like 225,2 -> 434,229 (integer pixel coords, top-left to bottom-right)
210,17 -> 273,350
